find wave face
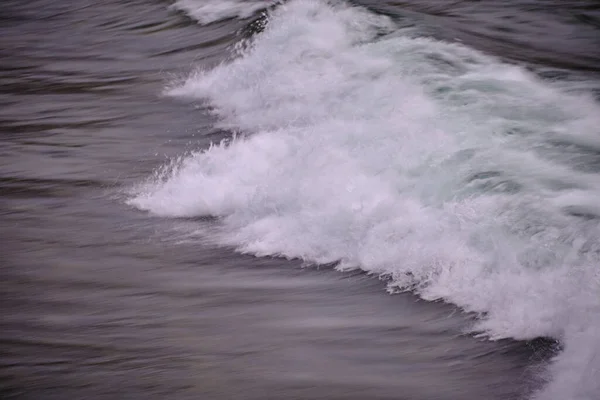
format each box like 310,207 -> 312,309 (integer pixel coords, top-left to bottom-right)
130,1 -> 600,398
172,0 -> 276,24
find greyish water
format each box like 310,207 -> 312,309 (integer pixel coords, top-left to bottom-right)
2,1 -> 599,399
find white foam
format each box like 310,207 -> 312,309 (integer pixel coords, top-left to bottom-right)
534,322 -> 600,400
132,1 -> 600,398
172,0 -> 276,25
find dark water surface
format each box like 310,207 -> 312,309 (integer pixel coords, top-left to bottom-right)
2,1 -> 598,399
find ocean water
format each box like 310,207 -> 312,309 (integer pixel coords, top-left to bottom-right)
2,1 -> 599,399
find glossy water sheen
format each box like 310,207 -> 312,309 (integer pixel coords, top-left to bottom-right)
2,1 -> 598,400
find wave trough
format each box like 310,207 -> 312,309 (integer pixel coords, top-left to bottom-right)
130,1 -> 600,398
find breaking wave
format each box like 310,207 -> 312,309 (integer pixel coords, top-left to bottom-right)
131,1 -> 600,398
